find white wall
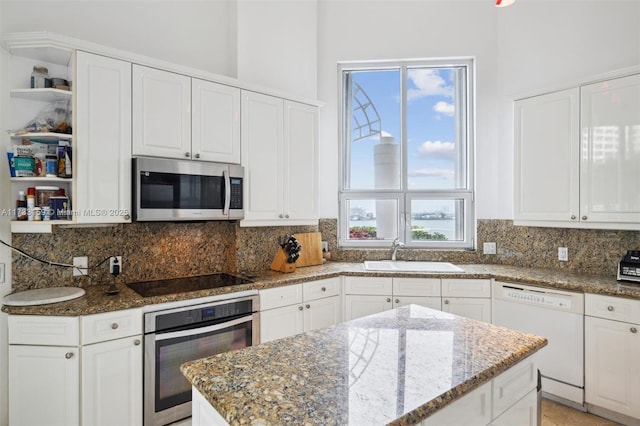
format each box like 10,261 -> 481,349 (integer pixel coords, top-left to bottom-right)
237,0 -> 318,99
316,0 -> 640,220
0,0 -> 238,77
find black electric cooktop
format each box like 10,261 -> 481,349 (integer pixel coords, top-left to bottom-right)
126,273 -> 253,298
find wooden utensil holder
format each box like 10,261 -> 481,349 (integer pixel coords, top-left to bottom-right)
270,247 -> 296,273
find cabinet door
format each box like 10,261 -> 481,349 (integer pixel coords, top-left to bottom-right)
442,298 -> 491,322
344,294 -> 392,321
75,51 -> 132,223
514,88 -> 580,223
581,74 -> 640,223
441,279 -> 491,298
192,79 -> 241,163
393,296 -> 441,310
81,336 -> 143,426
9,345 -> 80,426
260,304 -> 304,343
491,388 -> 538,426
132,65 -> 191,159
240,90 -> 284,222
585,316 -> 640,418
283,100 -> 318,222
420,381 -> 491,426
303,295 -> 342,332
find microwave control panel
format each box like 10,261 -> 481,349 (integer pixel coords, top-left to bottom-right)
229,178 -> 243,209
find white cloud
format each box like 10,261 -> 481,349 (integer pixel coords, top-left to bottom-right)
407,69 -> 452,101
407,168 -> 455,180
417,140 -> 456,161
433,101 -> 454,117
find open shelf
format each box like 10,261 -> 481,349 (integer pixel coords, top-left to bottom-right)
10,88 -> 71,102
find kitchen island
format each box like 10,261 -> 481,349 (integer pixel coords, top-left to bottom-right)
181,305 -> 547,425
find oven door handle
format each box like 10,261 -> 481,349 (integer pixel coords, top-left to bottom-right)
154,315 -> 255,341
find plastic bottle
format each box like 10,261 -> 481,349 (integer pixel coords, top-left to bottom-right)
30,66 -> 49,89
26,188 -> 36,221
16,191 -> 27,221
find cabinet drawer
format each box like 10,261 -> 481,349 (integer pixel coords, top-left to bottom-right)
303,277 -> 341,301
393,278 -> 441,296
492,356 -> 537,418
259,284 -> 303,310
82,308 -> 143,345
9,315 -> 79,346
441,279 -> 491,298
585,293 -> 640,324
344,276 -> 392,295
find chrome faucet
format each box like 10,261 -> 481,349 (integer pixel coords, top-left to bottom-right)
391,238 -> 405,261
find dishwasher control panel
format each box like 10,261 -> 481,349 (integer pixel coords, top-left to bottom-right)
501,286 -> 572,310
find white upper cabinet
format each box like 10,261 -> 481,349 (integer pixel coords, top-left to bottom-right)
240,90 -> 319,226
514,88 -> 580,223
514,73 -> 640,229
192,78 -> 241,163
580,74 -> 640,224
132,65 -> 242,164
75,51 -> 132,223
132,65 -> 192,159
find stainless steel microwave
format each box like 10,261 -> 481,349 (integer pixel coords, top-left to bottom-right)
132,157 -> 244,221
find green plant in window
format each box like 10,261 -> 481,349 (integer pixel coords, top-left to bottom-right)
349,226 -> 377,239
411,226 -> 447,241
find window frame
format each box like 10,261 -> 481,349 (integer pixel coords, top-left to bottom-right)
338,57 -> 476,249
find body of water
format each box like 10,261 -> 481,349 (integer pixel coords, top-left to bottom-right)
349,219 -> 457,240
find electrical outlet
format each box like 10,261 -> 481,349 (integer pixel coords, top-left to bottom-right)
483,242 -> 497,255
322,241 -> 328,252
109,256 -> 123,274
73,256 -> 88,276
558,247 -> 569,262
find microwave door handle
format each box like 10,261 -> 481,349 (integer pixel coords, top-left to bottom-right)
154,315 -> 255,341
223,169 -> 231,216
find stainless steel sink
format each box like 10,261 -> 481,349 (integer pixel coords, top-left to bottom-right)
363,260 -> 464,272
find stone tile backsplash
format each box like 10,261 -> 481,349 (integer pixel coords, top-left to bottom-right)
9,218 -> 639,291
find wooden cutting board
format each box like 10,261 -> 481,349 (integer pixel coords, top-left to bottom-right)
294,232 -> 323,267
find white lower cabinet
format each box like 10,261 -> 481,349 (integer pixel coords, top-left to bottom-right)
259,277 -> 342,343
491,388 -> 538,426
442,279 -> 492,322
9,344 -> 80,426
584,294 -> 640,420
8,309 -> 143,426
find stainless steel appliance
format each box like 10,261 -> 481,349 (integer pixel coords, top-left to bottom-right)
142,291 -> 259,426
133,156 -> 244,222
492,281 -> 585,409
617,250 -> 640,284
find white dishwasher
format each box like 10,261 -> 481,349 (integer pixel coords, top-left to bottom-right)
492,281 -> 585,408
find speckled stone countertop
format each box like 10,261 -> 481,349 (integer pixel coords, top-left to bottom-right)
3,262 -> 640,316
181,304 -> 548,425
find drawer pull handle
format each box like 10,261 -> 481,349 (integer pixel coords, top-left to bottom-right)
111,323 -> 119,330
444,299 -> 450,305
582,215 -> 588,220
65,352 -> 74,359
321,287 -> 326,292
134,339 -> 141,345
607,306 -> 614,312
194,153 -> 200,159
570,215 -> 576,220
631,327 -> 638,334
124,214 -> 131,220
386,298 -> 391,303
298,306 -> 303,311
305,304 -> 311,309
185,152 -> 190,158
395,299 -> 400,304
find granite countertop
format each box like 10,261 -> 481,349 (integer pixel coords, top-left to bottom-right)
181,304 -> 548,425
3,262 -> 640,316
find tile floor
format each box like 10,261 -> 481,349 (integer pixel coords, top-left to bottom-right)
541,399 -> 621,426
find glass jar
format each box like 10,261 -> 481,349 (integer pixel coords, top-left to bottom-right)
30,66 -> 49,89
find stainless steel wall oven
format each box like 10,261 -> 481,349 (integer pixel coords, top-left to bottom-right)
143,294 -> 259,425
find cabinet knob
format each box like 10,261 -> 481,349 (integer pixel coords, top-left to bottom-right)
631,327 -> 638,334
321,287 -> 326,292
582,216 -> 588,220
194,153 -> 200,159
134,339 -> 141,345
570,215 -> 576,220
386,298 -> 391,303
124,214 -> 131,221
65,352 -> 74,359
298,306 -> 303,311
607,306 -> 614,312
444,299 -> 450,305
279,214 -> 284,219
185,152 -> 190,158
395,298 -> 400,304
305,304 -> 311,309
111,323 -> 119,330
285,214 -> 290,219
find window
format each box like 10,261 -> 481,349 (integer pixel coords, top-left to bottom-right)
339,58 -> 475,249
